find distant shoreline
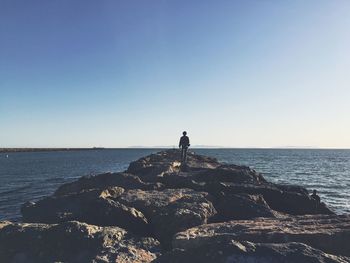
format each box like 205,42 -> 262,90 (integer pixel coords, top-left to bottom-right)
0,148 -> 106,153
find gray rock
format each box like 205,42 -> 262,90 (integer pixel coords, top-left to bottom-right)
156,239 -> 350,263
214,193 -> 278,220
0,220 -> 160,263
118,188 -> 217,247
174,214 -> 350,257
54,172 -> 157,196
195,181 -> 334,215
21,187 -> 151,236
126,149 -> 220,182
192,164 -> 266,184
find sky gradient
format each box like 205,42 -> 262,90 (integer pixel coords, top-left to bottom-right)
1,1 -> 350,148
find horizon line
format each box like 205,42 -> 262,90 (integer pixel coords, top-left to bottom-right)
1,146 -> 350,152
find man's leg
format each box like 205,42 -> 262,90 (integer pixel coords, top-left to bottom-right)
183,147 -> 188,163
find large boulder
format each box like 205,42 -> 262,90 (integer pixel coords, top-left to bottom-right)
214,193 -> 278,221
158,164 -> 266,191
191,164 -> 266,184
126,149 -> 220,182
118,188 -> 217,247
173,214 -> 350,257
21,187 -> 151,236
156,239 -> 350,263
54,172 -> 158,196
195,181 -> 333,215
0,221 -> 161,263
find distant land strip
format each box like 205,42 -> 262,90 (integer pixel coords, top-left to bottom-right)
0,147 -> 106,153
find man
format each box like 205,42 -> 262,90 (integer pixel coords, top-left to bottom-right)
179,131 -> 190,164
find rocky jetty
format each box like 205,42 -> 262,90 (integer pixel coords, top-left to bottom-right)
1,149 -> 349,262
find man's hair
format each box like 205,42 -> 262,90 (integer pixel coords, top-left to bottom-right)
183,131 -> 187,135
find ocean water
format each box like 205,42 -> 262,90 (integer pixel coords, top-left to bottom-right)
0,148 -> 349,221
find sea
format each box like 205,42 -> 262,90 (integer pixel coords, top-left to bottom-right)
0,148 -> 349,221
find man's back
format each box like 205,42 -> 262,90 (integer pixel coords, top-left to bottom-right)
179,135 -> 190,148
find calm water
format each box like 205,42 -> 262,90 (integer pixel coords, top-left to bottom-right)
0,149 -> 349,221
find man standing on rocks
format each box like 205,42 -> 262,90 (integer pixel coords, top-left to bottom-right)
179,131 -> 190,164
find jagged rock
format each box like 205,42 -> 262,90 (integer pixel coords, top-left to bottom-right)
276,184 -> 310,195
159,165 -> 265,191
21,187 -> 151,236
126,149 -> 220,182
54,172 -> 158,196
192,164 -> 266,184
173,214 -> 350,257
127,150 -> 332,216
194,181 -> 333,215
214,193 -> 278,220
118,188 -> 217,247
156,239 -> 350,263
0,221 -> 161,263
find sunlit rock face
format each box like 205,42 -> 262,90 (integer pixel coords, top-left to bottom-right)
0,221 -> 161,263
156,240 -> 350,263
0,149 -> 346,262
173,214 -> 350,257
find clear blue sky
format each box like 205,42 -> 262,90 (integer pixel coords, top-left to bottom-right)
1,1 -> 349,148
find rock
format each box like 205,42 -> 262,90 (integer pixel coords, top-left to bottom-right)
196,181 -> 334,215
126,149 -> 220,182
173,214 -> 350,257
192,164 -> 266,184
276,184 -> 310,195
0,221 -> 161,263
156,239 -> 350,263
22,187 -> 151,236
118,188 -> 217,247
127,150 -> 332,216
54,172 -> 156,196
0,221 -> 11,230
159,164 -> 265,191
214,193 -> 278,220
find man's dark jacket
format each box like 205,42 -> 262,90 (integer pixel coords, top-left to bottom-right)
179,136 -> 190,148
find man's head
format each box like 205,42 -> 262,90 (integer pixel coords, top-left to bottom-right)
313,189 -> 317,195
183,131 -> 187,136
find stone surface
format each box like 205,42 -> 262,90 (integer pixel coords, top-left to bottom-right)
156,239 -> 350,263
0,221 -> 160,263
191,164 -> 266,184
214,193 -> 278,220
194,181 -> 334,215
118,188 -> 217,247
22,187 -> 151,236
158,164 -> 266,192
174,214 -> 350,257
0,221 -> 11,230
54,172 -> 157,196
126,149 -> 220,182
